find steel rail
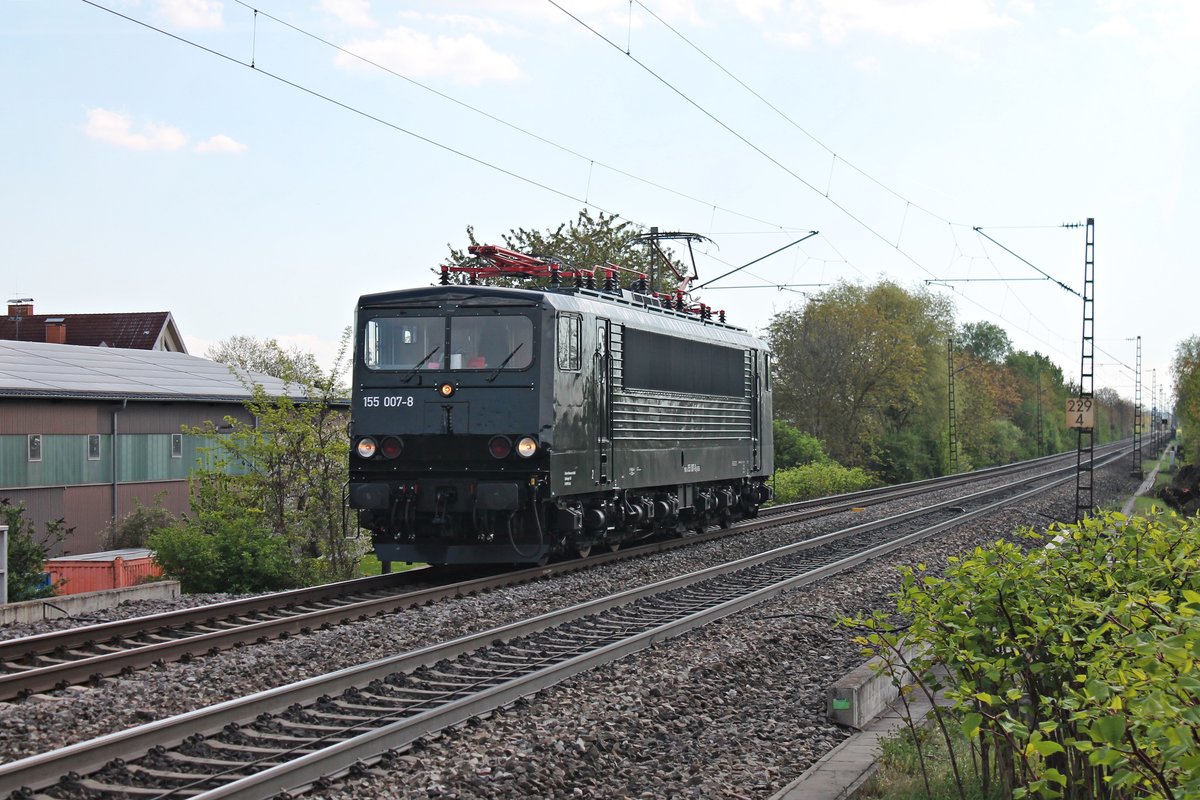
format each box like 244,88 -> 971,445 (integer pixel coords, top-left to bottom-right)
0,443 -> 1130,701
0,449 -> 1127,797
0,571 -> 425,661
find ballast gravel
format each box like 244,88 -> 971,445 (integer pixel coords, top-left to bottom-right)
0,460 -> 1143,799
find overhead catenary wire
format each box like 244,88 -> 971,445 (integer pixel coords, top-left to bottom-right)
230,0 -> 809,236
79,0 -> 1130,393
548,0 -> 943,281
633,0 -> 953,227
973,227 -> 1082,298
79,0 -> 608,215
622,0 -> 1134,379
77,0 -> 866,304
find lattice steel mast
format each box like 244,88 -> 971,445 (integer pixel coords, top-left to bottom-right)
1074,218 -> 1095,523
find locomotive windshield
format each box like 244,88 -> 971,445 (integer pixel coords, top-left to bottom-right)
363,314 -> 533,372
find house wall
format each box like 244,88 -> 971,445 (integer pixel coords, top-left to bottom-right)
0,399 -> 256,556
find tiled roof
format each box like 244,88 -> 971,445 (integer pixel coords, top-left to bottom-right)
0,312 -> 182,351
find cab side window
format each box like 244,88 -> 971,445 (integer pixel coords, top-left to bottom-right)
557,314 -> 581,371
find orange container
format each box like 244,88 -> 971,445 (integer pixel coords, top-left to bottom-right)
44,549 -> 163,595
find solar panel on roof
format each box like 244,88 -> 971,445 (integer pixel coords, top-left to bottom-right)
0,340 -> 309,401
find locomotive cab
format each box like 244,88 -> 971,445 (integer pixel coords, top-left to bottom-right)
349,287 -> 555,564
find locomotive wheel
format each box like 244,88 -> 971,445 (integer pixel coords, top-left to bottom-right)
607,540 -> 620,553
574,542 -> 592,559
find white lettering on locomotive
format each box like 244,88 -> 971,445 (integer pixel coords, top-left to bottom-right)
362,395 -> 415,408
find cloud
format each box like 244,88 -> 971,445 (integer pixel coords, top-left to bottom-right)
765,29 -> 813,47
155,0 -> 223,29
735,0 -> 782,23
816,0 -> 1015,45
394,11 -> 513,35
196,134 -> 248,154
84,108 -> 188,151
320,0 -> 376,28
334,26 -> 522,84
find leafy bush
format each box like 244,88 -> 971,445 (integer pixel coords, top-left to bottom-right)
1,499 -> 67,601
773,419 -> 830,470
848,510 -> 1200,800
771,462 -> 878,503
872,428 -> 940,483
101,495 -> 181,550
149,510 -> 310,594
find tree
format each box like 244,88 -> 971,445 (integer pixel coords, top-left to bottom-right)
1005,350 -> 1067,458
447,208 -> 690,293
768,280 -> 954,469
101,495 -> 181,550
182,330 -> 361,585
206,335 -> 325,385
2,499 -> 68,601
1171,335 -> 1200,461
957,320 -> 1012,363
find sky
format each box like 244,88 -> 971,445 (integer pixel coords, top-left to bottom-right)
3,0 -> 1196,411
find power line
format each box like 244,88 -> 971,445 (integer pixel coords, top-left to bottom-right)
547,0 -> 942,280
231,1 -> 810,236
79,0 -> 606,213
696,232 -> 819,289
973,227 -> 1082,297
633,0 -> 952,227
78,0 -> 867,305
629,0 -> 1119,364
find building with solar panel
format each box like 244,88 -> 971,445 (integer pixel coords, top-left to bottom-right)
0,339 -> 304,555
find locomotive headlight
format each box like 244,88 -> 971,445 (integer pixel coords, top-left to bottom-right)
516,436 -> 539,458
356,437 -> 378,459
380,437 -> 403,459
437,383 -> 456,398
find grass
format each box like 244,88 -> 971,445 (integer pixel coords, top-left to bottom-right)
1128,444 -> 1180,516
860,719 -> 1001,800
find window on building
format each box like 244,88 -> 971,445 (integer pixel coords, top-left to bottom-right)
88,434 -> 101,461
557,314 -> 582,371
28,434 -> 42,462
171,433 -> 183,459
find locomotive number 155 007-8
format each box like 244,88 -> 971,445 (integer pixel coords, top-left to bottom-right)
362,395 -> 416,408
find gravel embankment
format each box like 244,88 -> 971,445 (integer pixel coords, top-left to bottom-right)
0,461 -> 1141,799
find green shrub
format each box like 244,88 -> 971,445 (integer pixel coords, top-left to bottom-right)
848,510 -> 1200,800
771,462 -> 879,503
773,420 -> 830,470
1,499 -> 67,601
873,428 -> 940,483
102,495 -> 182,550
149,511 -> 310,594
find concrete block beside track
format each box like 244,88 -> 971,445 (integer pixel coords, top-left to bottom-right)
827,640 -> 926,730
1,581 -> 181,626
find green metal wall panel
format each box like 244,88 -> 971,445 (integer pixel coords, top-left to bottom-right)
1,433 -> 234,488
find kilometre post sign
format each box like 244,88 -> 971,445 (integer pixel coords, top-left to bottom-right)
1066,397 -> 1094,429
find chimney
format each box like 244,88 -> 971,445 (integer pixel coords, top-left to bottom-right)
7,302 -> 32,317
45,318 -> 67,345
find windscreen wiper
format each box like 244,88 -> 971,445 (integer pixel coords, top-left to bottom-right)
485,343 -> 524,383
401,346 -> 440,384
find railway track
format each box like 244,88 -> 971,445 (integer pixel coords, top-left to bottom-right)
0,443 -> 1129,702
0,446 -> 1130,799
